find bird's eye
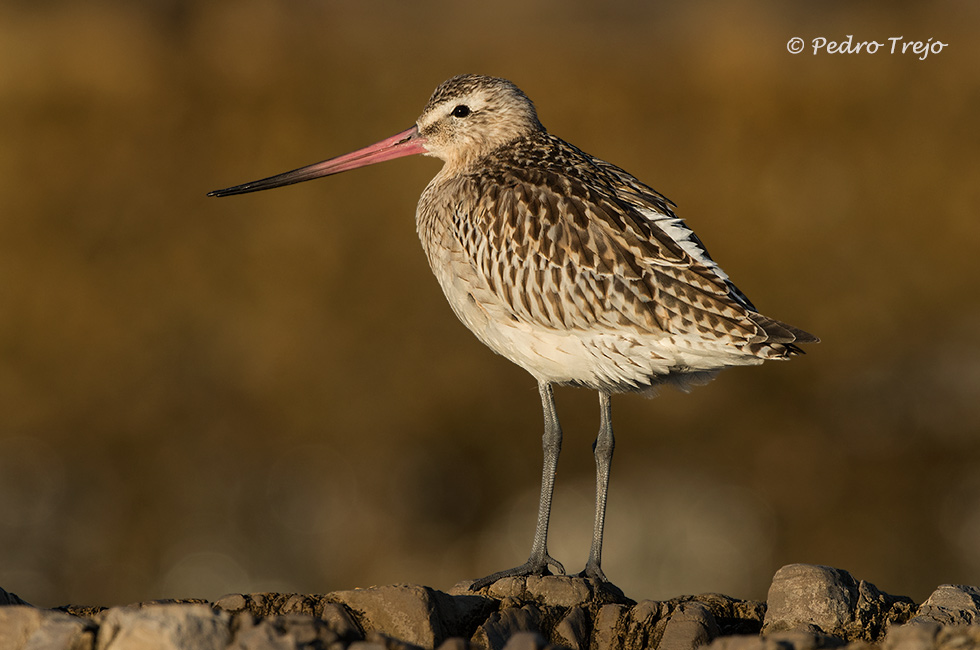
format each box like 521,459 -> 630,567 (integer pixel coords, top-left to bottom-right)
451,105 -> 471,118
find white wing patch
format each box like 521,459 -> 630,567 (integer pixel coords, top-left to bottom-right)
635,206 -> 758,312
636,207 -> 729,280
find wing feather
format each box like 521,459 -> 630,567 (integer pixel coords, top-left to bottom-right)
444,133 -> 815,357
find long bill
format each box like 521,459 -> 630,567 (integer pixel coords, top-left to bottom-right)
208,125 -> 427,197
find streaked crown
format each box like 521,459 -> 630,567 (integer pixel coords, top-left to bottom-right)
417,74 -> 544,170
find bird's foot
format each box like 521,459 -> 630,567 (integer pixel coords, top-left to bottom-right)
577,560 -> 607,583
469,554 -> 565,591
576,563 -> 627,599
575,562 -> 609,584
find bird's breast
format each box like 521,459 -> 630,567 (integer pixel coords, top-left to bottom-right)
413,176 -> 755,392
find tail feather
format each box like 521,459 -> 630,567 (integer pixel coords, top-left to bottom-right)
750,314 -> 819,358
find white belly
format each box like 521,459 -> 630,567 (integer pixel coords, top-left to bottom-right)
432,261 -> 756,393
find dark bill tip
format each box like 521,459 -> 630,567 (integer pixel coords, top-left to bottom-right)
207,126 -> 425,198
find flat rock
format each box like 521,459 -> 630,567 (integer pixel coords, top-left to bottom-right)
910,584 -> 980,626
0,605 -> 93,650
95,603 -> 229,650
525,577 -> 595,609
657,602 -> 720,650
329,585 -> 447,648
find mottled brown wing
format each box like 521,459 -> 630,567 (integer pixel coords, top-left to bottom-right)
584,152 -> 817,351
449,143 -> 813,356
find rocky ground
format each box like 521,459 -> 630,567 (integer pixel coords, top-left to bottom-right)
1,564 -> 979,650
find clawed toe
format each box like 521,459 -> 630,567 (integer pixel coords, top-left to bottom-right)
577,561 -> 607,583
469,554 -> 566,591
575,570 -> 608,583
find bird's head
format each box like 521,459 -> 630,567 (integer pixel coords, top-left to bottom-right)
416,74 -> 544,170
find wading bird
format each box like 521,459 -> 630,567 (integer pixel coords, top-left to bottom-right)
209,74 -> 817,589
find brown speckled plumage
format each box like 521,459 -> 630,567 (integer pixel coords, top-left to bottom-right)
209,73 -> 817,590
415,76 -> 815,394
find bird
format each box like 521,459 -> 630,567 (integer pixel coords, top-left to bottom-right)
209,73 -> 817,590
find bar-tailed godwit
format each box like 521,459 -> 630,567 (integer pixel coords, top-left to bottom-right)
210,74 -> 817,589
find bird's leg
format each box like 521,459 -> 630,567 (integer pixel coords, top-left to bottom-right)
525,382 -> 566,573
470,382 -> 565,590
581,391 -> 614,582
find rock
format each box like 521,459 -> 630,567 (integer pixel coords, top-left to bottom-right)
342,629 -> 424,650
624,599 -> 678,650
658,601 -> 720,650
525,577 -> 595,609
500,630 -> 548,650
910,584 -> 980,626
229,611 -> 343,649
212,593 -> 246,612
95,603 -> 229,650
468,576 -> 629,611
848,575 -> 916,640
710,627 -> 874,649
349,639 -> 391,650
1,566 -> 979,650
280,593 -> 321,616
921,624 -> 980,649
474,604 -> 542,650
229,614 -> 299,650
703,637 -> 762,650
484,578 -> 527,602
0,587 -> 32,607
213,592 -> 318,618
320,601 -> 366,641
592,603 -> 627,650
278,612 -> 342,646
553,606 -> 589,650
436,637 -> 473,650
328,585 -> 446,648
212,591 -> 364,641
615,596 -> 758,650
0,606 -> 93,650
362,629 -> 429,650
761,563 -> 914,644
432,590 -> 496,640
687,594 -> 764,637
880,620 -> 980,650
881,621 -> 941,650
762,564 -> 857,637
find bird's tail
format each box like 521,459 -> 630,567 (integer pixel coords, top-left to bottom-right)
749,314 -> 819,358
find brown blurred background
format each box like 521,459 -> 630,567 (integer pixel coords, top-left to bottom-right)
1,0 -> 978,608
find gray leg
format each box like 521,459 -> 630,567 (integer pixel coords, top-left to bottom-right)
581,391 -> 614,582
470,382 -> 565,590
